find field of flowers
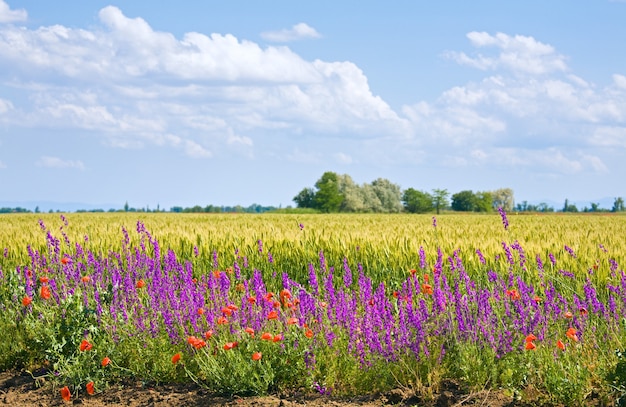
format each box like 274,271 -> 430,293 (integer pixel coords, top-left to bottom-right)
1,212 -> 626,405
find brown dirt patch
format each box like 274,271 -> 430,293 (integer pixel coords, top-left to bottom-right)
0,369 -> 563,406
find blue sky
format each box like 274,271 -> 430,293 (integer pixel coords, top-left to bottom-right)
0,1 -> 625,210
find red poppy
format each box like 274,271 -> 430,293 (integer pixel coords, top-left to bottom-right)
424,274 -> 430,283
204,330 -> 213,340
245,327 -> 255,336
287,317 -> 299,325
525,341 -> 536,350
273,334 -> 283,342
86,381 -> 95,395
40,285 -> 51,300
197,308 -> 205,315
79,339 -> 93,352
136,279 -> 145,289
235,283 -> 245,292
101,357 -> 111,367
564,311 -> 573,319
261,332 -> 273,341
223,342 -> 236,350
39,276 -> 50,283
247,296 -> 256,304
228,304 -> 239,311
187,336 -> 206,349
319,301 -> 327,309
392,291 -> 399,298
21,296 -> 32,307
557,340 -> 565,351
579,307 -> 588,316
566,327 -> 578,342
506,289 -> 521,301
81,275 -> 90,283
409,269 -> 417,276
305,329 -> 314,338
60,257 -> 70,265
525,333 -> 537,343
172,353 -> 181,364
221,307 -> 232,316
533,295 -> 542,303
212,271 -> 220,279
267,310 -> 279,320
421,284 -> 433,295
368,299 -> 375,306
60,385 -> 71,401
252,352 -> 262,361
217,316 -> 228,325
264,292 -> 274,301
272,301 -> 281,309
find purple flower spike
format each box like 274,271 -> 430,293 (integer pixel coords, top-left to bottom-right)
498,207 -> 509,231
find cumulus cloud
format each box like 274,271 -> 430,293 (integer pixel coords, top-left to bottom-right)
0,5 -> 406,161
36,156 -> 85,170
0,0 -> 26,23
261,23 -> 321,42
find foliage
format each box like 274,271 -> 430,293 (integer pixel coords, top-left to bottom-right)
401,188 -> 434,213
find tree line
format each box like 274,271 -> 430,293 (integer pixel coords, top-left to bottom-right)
292,171 -> 626,214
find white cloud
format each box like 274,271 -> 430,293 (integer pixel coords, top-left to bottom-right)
334,152 -> 353,164
261,23 -> 321,42
36,156 -> 85,170
613,74 -> 626,90
0,0 -> 26,23
590,126 -> 626,148
0,5 -> 406,157
0,97 -> 13,113
184,140 -> 212,158
445,32 -> 568,75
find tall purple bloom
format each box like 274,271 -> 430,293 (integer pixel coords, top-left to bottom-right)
498,207 -> 509,231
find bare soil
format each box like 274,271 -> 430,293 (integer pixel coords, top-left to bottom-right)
0,369 -> 576,406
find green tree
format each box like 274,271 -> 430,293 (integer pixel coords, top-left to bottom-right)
293,187 -> 316,209
491,188 -> 515,212
475,191 -> 493,212
402,188 -> 434,213
562,199 -> 578,213
314,171 -> 343,213
371,178 -> 403,213
613,197 -> 625,212
432,189 -> 450,214
361,183 -> 384,212
451,190 -> 477,212
338,174 -> 366,212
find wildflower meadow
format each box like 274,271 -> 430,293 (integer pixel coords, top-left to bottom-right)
1,212 -> 626,405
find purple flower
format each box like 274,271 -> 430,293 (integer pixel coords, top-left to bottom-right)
498,207 -> 509,231
476,249 -> 485,265
564,245 -> 576,258
299,223 -> 304,230
432,216 -> 437,228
